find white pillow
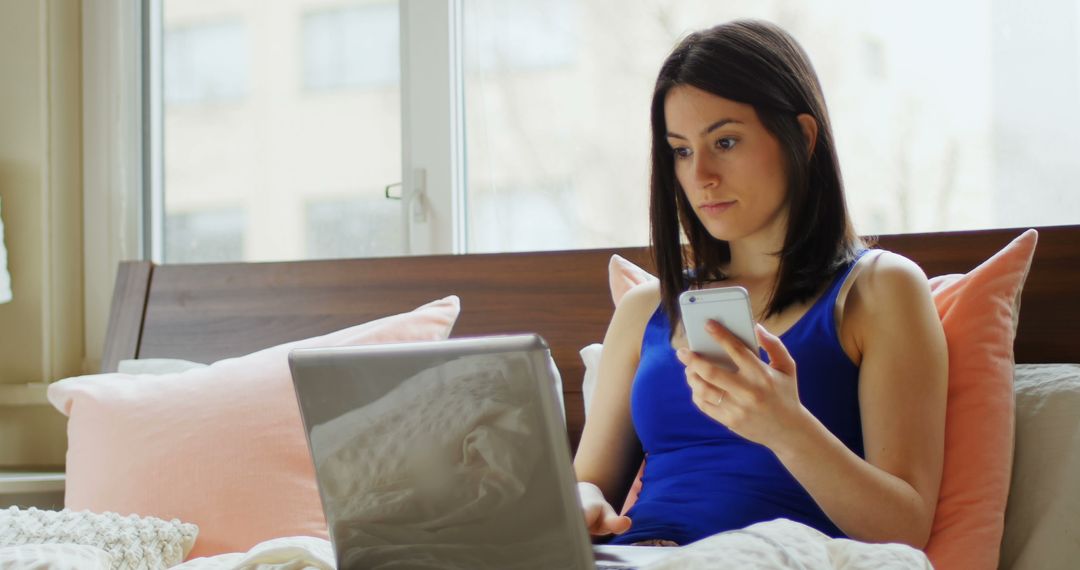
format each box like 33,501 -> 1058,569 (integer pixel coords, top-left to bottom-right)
1000,363 -> 1080,570
580,343 -> 603,417
0,507 -> 198,568
117,358 -> 207,375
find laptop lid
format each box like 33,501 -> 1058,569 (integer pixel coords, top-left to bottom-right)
289,334 -> 596,570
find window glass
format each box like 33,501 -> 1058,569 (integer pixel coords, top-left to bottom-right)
161,0 -> 402,263
164,209 -> 245,263
156,1 -> 1080,263
164,21 -> 248,105
305,195 -> 404,259
302,3 -> 400,90
463,0 -> 1080,255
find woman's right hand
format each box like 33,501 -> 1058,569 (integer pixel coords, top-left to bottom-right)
578,482 -> 632,536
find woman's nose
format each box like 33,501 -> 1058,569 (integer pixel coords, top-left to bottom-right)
693,156 -> 720,188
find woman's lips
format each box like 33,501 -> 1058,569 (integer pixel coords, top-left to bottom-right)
699,201 -> 735,214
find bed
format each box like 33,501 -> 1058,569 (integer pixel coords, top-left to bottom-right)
88,224 -> 1079,569
101,225 -> 1079,449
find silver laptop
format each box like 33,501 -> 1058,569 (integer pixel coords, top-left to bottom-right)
289,334 -> 672,570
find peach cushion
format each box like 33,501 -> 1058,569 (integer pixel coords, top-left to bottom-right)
925,229 -> 1037,570
604,231 -> 1037,564
47,296 -> 460,560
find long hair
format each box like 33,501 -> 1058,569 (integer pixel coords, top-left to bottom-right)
649,19 -> 864,329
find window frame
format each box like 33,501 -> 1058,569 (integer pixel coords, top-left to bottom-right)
83,0 -> 467,366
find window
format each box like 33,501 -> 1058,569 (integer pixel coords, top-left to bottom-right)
164,208 -> 245,263
157,0 -> 403,263
466,0 -> 579,72
164,21 -> 248,105
462,0 -> 1080,248
144,0 -> 1080,265
305,194 -> 404,259
302,3 -> 400,90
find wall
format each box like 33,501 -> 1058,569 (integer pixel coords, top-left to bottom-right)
0,0 -> 83,468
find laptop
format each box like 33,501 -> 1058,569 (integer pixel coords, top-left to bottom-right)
289,334 -> 673,570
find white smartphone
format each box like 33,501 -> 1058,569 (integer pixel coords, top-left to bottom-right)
678,286 -> 760,370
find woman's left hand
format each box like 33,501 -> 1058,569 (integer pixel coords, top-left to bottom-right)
677,321 -> 812,448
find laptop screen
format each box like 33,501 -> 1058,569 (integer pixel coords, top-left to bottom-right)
290,336 -> 593,569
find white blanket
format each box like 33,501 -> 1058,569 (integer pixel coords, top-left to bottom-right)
171,519 -> 931,569
643,518 -> 932,570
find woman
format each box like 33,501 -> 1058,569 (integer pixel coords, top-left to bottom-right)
574,20 -> 948,549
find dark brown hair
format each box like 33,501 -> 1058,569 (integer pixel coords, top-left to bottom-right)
650,19 -> 864,328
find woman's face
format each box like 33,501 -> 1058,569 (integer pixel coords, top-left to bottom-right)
664,85 -> 790,245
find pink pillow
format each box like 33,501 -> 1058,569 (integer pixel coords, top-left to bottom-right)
925,229 -> 1037,570
606,231 -> 1037,563
48,296 -> 460,560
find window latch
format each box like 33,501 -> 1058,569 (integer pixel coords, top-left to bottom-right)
384,182 -> 403,200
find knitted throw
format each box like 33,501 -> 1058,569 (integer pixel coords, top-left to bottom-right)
0,507 -> 198,570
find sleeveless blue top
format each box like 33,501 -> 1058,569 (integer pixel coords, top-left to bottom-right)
610,252 -> 867,545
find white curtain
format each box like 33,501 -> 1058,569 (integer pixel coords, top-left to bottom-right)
0,196 -> 11,304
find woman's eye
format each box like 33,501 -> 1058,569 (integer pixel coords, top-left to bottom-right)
716,137 -> 738,151
673,147 -> 692,159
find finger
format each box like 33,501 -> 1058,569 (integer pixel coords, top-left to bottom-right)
756,323 -> 796,375
688,375 -> 728,408
584,503 -> 609,534
680,349 -> 746,396
587,502 -> 630,535
704,320 -> 760,370
605,513 -> 632,535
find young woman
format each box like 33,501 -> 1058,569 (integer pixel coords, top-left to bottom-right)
574,20 -> 948,549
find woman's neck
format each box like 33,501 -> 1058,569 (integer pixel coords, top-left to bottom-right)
724,235 -> 782,283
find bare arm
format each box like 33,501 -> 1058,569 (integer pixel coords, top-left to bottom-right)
777,252 -> 948,547
573,281 -> 658,533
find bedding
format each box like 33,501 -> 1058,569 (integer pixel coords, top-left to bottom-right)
0,543 -> 112,569
0,506 -> 197,569
162,519 -> 931,570
116,358 -> 207,375
999,363 -> 1080,570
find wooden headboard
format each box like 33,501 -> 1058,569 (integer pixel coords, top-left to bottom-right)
102,225 -> 1080,451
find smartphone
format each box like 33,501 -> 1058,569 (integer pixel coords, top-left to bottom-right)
678,286 -> 760,370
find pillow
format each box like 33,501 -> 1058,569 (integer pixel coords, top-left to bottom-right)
925,229 -> 1037,570
48,296 -> 460,560
999,363 -> 1080,570
608,254 -> 656,306
0,506 -> 197,568
591,232 -> 1038,562
580,343 -> 604,416
117,358 -> 207,375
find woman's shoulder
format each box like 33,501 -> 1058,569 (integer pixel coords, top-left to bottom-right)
850,248 -> 933,316
856,249 -> 929,289
601,279 -> 662,361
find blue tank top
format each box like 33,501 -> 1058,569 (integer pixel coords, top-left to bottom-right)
610,252 -> 867,545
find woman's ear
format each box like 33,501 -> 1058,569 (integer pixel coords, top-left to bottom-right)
796,114 -> 818,157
